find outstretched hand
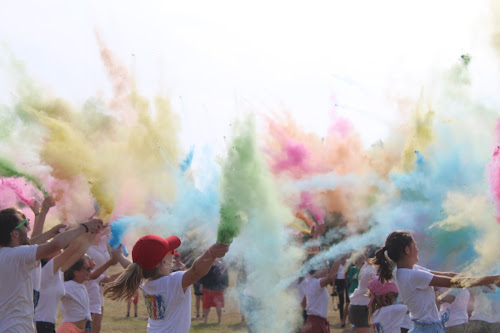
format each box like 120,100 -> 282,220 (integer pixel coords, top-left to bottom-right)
29,199 -> 41,215
50,223 -> 68,235
209,244 -> 229,259
41,195 -> 56,211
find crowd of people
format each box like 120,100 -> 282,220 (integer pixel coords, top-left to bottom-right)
1,196 -> 500,333
0,198 -> 228,333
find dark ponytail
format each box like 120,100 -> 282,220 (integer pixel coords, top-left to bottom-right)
370,230 -> 413,283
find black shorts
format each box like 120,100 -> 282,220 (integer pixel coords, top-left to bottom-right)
193,281 -> 203,296
348,304 -> 369,328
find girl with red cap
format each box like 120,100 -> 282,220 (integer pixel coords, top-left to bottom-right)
367,276 -> 408,333
104,235 -> 228,333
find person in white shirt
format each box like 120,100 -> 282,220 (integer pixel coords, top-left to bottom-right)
467,286 -> 500,332
84,240 -> 128,333
103,234 -> 229,333
300,258 -> 342,333
58,255 -> 94,333
35,229 -> 103,333
0,207 -> 103,333
367,276 -> 408,333
435,287 -> 469,333
348,245 -> 378,333
371,230 -> 500,333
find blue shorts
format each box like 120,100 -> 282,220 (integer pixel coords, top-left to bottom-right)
409,321 -> 444,333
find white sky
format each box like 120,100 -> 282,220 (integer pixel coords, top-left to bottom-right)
0,0 -> 495,151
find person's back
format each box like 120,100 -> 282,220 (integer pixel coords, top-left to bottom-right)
0,245 -> 38,332
371,304 -> 408,333
199,264 -> 228,290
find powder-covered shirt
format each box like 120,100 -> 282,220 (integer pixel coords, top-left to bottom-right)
395,265 -> 439,322
371,304 -> 408,333
470,286 -> 500,323
437,288 -> 469,327
141,271 -> 192,333
0,245 -> 39,333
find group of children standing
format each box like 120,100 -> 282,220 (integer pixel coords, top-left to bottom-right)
298,230 -> 500,333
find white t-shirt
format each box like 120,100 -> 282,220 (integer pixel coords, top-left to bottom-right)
349,263 -> 377,306
84,275 -> 105,314
371,304 -> 408,333
336,264 -> 345,280
470,286 -> 500,323
298,276 -> 309,302
34,259 -> 65,324
141,271 -> 191,333
61,280 -> 91,323
437,288 -> 469,327
86,243 -> 110,309
0,245 -> 39,332
396,265 -> 439,322
304,278 -> 330,318
31,263 -> 41,309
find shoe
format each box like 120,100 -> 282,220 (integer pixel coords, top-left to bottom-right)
134,314 -> 138,317
126,313 -> 130,318
341,324 -> 345,328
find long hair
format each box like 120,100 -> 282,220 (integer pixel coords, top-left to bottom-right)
368,291 -> 399,322
104,263 -> 158,301
370,231 -> 413,283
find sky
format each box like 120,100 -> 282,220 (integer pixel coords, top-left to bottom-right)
1,0 -> 494,150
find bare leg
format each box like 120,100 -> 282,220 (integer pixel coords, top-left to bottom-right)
196,295 -> 201,318
216,306 -> 222,324
126,302 -> 131,317
134,303 -> 138,317
203,308 -> 210,324
343,302 -> 349,326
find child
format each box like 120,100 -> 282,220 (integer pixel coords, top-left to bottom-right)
367,276 -> 408,333
300,258 -> 342,333
104,235 -> 228,333
372,230 -> 500,333
435,287 -> 469,333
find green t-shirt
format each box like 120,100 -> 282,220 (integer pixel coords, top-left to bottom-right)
347,266 -> 361,294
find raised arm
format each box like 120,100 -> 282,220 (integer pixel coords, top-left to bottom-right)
31,223 -> 66,245
36,219 -> 103,261
320,258 -> 342,288
52,231 -> 96,274
181,244 -> 229,291
30,196 -> 56,238
111,245 -> 132,269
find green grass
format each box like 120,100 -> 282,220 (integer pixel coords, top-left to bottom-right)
59,267 -> 355,332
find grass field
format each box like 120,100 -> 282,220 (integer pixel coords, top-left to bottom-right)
60,267 -> 356,332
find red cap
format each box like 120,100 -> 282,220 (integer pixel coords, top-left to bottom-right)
132,235 -> 181,270
174,252 -> 181,258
